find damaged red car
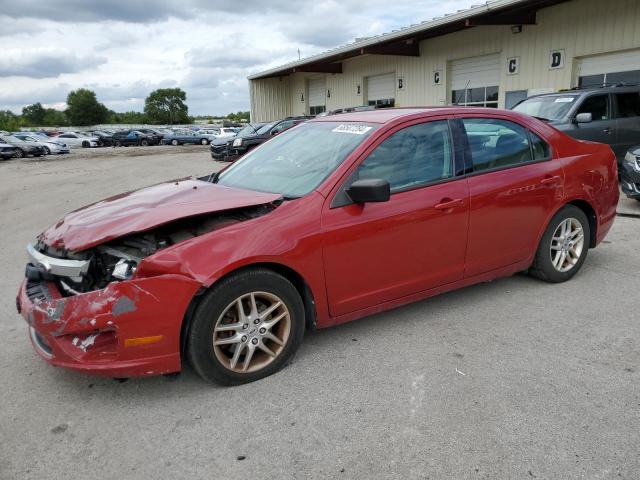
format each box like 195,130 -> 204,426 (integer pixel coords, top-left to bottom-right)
17,108 -> 619,385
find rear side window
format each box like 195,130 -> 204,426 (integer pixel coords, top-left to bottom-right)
355,120 -> 453,192
462,118 -> 533,172
615,92 -> 640,118
576,94 -> 610,121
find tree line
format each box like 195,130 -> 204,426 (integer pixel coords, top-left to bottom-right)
0,87 -> 204,130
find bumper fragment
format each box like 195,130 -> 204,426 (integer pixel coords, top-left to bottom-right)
17,274 -> 201,378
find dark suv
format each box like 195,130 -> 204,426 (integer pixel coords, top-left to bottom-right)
211,117 -> 311,162
512,84 -> 640,164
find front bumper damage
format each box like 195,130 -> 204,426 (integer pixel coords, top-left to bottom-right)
16,273 -> 201,378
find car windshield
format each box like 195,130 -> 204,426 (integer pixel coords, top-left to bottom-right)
216,121 -> 378,198
235,125 -> 259,137
513,95 -> 579,120
256,122 -> 276,135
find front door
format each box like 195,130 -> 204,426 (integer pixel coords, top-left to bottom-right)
322,119 -> 469,317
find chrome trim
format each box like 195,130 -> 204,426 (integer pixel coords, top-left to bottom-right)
27,243 -> 90,279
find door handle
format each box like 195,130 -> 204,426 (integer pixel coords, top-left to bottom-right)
434,198 -> 464,210
540,175 -> 561,186
602,128 -> 613,134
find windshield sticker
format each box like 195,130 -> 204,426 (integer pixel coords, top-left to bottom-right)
332,124 -> 372,135
554,97 -> 575,103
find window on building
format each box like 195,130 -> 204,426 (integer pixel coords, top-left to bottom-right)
367,98 -> 395,107
309,105 -> 326,115
452,86 -> 499,108
615,92 -> 640,118
579,70 -> 640,87
576,95 -> 610,121
355,120 -> 453,192
462,118 -> 535,172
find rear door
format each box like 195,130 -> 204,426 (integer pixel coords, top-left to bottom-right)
458,115 -> 564,277
613,91 -> 640,158
322,119 -> 469,317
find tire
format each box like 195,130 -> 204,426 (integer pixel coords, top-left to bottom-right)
201,138 -> 209,145
187,268 -> 305,385
82,140 -> 90,148
529,205 -> 590,283
14,149 -> 24,158
114,140 -> 122,147
171,139 -> 179,146
43,146 -> 51,155
141,139 -> 149,146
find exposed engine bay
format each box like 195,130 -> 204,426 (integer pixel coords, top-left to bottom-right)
29,203 -> 276,296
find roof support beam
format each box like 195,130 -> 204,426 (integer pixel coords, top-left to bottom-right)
464,11 -> 536,26
359,40 -> 420,57
293,63 -> 343,74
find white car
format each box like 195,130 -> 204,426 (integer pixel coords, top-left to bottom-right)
54,132 -> 99,148
13,133 -> 70,155
216,127 -> 238,138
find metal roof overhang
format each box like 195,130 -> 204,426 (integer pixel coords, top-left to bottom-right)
248,0 -> 570,80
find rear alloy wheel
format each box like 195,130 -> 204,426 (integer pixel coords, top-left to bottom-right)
171,139 -> 179,146
43,146 -> 51,155
187,268 -> 304,385
529,205 -> 590,283
201,138 -> 209,145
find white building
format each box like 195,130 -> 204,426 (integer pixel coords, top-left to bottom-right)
248,0 -> 640,121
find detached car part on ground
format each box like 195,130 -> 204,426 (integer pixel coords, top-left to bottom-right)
211,118 -> 310,162
17,108 -> 619,385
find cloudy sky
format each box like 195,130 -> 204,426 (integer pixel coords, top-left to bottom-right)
0,0 -> 476,116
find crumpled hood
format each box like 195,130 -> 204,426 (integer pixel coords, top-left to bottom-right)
40,179 -> 282,252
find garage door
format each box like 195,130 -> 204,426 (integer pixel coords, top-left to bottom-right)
577,50 -> 640,87
450,54 -> 500,107
367,73 -> 395,106
308,78 -> 326,115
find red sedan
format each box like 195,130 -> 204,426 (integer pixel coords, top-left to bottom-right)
17,108 -> 618,385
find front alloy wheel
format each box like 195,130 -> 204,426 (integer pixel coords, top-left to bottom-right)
187,268 -> 304,385
213,292 -> 291,373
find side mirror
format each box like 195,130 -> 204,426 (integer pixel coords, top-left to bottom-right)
575,112 -> 593,124
346,178 -> 390,204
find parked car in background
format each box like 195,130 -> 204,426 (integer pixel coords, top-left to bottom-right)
136,128 -> 164,144
112,130 -> 157,147
215,116 -> 310,162
0,135 -> 46,157
210,123 -> 266,160
162,131 -> 216,145
17,107 -> 619,385
13,132 -> 70,155
216,127 -> 239,138
87,131 -> 115,147
0,141 -> 17,160
621,145 -> 640,201
512,84 -> 640,165
55,132 -> 99,148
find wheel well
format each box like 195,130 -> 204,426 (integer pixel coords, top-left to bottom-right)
567,200 -> 597,248
179,263 -> 317,358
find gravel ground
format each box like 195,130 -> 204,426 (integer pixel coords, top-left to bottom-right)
0,147 -> 638,480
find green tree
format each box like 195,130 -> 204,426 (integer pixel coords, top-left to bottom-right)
0,110 -> 21,131
22,103 -> 46,126
65,88 -> 109,126
144,88 -> 189,125
42,108 -> 68,127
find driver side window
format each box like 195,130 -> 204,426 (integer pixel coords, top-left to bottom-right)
355,120 -> 453,193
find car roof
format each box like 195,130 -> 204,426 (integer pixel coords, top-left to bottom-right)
311,106 -> 510,124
